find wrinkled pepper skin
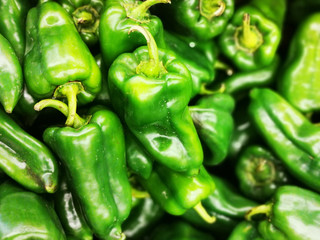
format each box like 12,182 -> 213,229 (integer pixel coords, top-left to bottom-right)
182,175 -> 257,239
0,34 -> 23,113
123,197 -> 164,240
278,13 -> 320,113
219,0 -> 286,71
246,186 -> 320,240
190,93 -> 235,166
99,0 -> 167,67
108,46 -> 203,175
164,30 -> 216,97
236,145 -> 290,202
0,109 -> 59,193
249,88 -> 320,192
58,0 -> 104,46
24,1 -> 101,103
150,221 -> 215,240
228,221 -> 263,240
43,107 -> 131,239
0,180 -> 66,239
139,165 -> 215,216
54,174 -> 93,240
153,0 -> 235,40
0,0 -> 35,63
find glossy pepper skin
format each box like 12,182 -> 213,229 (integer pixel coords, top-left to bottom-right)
150,221 -> 215,240
108,40 -> 203,175
139,164 -> 216,219
246,185 -> 320,240
236,145 -> 290,202
228,221 -> 263,240
164,30 -> 216,97
0,34 -> 23,113
24,1 -> 101,103
0,180 -> 66,239
190,93 -> 235,166
0,108 -> 59,193
249,88 -> 320,192
58,0 -> 104,46
182,175 -> 257,239
54,174 -> 93,240
0,0 -> 35,63
43,106 -> 131,239
99,0 -> 168,67
278,13 -> 320,113
153,0 -> 234,40
219,0 -> 286,71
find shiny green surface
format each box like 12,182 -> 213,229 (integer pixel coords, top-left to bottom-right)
0,34 -> 23,113
24,1 -> 101,103
0,108 -> 59,193
228,221 -> 263,240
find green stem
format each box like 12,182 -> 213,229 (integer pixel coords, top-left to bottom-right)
254,159 -> 275,184
34,99 -> 88,128
129,0 -> 171,21
72,5 -> 100,33
193,202 -> 216,224
200,83 -> 225,95
131,188 -> 150,198
245,203 -> 273,221
200,0 -> 226,20
214,60 -> 234,76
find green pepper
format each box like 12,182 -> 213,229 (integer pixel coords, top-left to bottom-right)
236,145 -> 290,202
228,221 -> 263,240
0,180 -> 66,239
189,93 -> 235,166
182,175 -> 257,239
35,101 -> 132,240
58,0 -> 104,46
0,34 -> 23,113
99,0 -> 168,67
164,30 -> 216,97
24,1 -> 101,126
139,164 -> 216,223
0,108 -> 59,193
152,0 -> 235,40
219,0 -> 286,71
108,26 -> 203,175
249,88 -> 320,192
123,196 -> 164,240
0,0 -> 35,63
54,174 -> 93,240
278,13 -> 320,113
150,221 -> 215,240
246,185 -> 320,240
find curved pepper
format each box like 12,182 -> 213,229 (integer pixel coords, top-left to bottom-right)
0,180 -> 66,239
228,221 -> 263,240
219,0 -> 286,71
246,185 -> 320,240
182,175 -> 257,239
99,0 -> 168,67
0,0 -> 35,63
278,13 -> 320,113
37,103 -> 132,239
108,26 -> 202,175
153,0 -> 234,40
24,1 -> 101,126
58,0 -> 104,46
249,88 -> 320,192
0,108 -> 59,193
236,145 -> 290,202
0,34 -> 23,113
189,93 -> 235,166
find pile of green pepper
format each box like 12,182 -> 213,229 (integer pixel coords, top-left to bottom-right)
0,0 -> 320,239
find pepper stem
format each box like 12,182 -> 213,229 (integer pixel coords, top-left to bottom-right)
34,99 -> 88,128
200,0 -> 226,20
53,82 -> 84,127
129,26 -> 166,78
72,5 -> 100,33
235,13 -> 263,53
200,83 -> 225,95
131,188 -> 150,198
245,203 -> 273,221
193,202 -> 216,224
214,60 -> 234,76
128,0 -> 171,21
